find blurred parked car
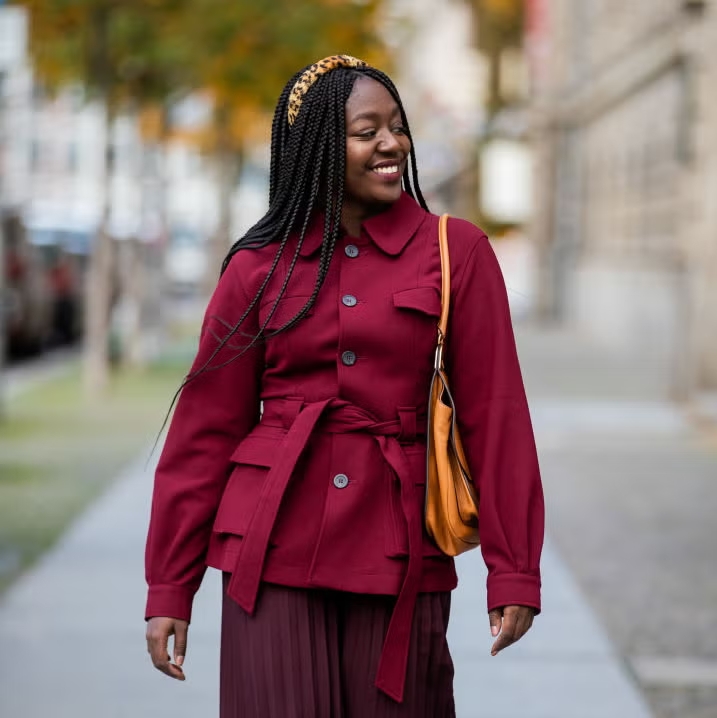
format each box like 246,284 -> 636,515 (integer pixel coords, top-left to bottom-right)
2,211 -> 53,357
28,224 -> 90,346
2,214 -> 91,358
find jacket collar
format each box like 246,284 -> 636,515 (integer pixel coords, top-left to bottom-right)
298,191 -> 427,258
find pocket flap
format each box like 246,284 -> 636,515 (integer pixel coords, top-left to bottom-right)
393,287 -> 441,317
230,436 -> 277,467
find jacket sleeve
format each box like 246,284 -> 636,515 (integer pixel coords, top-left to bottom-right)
145,255 -> 263,622
445,223 -> 544,614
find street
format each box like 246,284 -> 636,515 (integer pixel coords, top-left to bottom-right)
1,243 -> 716,717
4,317 -> 705,717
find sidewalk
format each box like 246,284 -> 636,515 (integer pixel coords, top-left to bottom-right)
0,452 -> 653,717
1,246 -> 710,716
2,346 -> 79,400
513,321 -> 717,718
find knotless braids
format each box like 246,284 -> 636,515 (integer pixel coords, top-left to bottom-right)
163,58 -> 429,419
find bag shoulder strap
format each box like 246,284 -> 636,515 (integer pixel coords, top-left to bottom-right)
438,214 -> 450,341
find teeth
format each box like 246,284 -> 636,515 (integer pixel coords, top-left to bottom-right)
373,165 -> 399,175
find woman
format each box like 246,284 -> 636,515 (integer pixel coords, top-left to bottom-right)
145,55 -> 544,717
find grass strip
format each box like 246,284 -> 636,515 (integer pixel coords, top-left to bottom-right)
0,357 -> 188,596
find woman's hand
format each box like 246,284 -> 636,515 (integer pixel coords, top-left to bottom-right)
488,605 -> 535,656
146,616 -> 189,680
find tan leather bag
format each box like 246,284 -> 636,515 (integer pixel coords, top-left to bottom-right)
425,214 -> 481,556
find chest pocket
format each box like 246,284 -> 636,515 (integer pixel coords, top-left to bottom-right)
392,287 -> 441,317
392,287 -> 441,367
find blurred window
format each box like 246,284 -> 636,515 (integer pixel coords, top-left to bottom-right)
67,142 -> 78,173
28,228 -> 56,246
30,139 -> 42,172
31,83 -> 45,107
187,150 -> 201,174
106,145 -> 115,173
66,85 -> 85,111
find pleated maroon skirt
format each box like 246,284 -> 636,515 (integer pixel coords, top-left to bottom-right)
220,576 -> 455,718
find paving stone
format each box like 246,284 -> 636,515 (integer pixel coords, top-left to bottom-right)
0,451 -> 654,717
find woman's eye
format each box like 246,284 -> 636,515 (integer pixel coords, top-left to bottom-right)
353,126 -> 406,138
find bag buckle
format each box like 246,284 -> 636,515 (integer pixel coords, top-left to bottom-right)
434,330 -> 445,369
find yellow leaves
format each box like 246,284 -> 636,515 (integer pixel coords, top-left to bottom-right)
175,0 -> 387,151
482,0 -> 522,19
17,0 -> 85,89
138,104 -> 165,141
15,0 -> 388,151
227,104 -> 270,146
472,0 -> 524,51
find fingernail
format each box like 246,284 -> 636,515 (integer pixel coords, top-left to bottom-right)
177,656 -> 184,667
491,626 -> 499,637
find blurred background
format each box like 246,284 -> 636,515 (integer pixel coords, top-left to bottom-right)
0,1 -> 716,717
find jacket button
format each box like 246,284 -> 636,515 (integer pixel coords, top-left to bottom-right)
333,473 -> 349,489
341,350 -> 357,366
342,294 -> 357,307
345,244 -> 359,258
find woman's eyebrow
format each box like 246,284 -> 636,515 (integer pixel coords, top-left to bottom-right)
348,107 -> 401,124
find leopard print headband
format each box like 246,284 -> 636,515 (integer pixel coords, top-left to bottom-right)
287,54 -> 369,127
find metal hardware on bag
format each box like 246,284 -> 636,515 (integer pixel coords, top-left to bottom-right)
434,344 -> 444,370
434,328 -> 445,369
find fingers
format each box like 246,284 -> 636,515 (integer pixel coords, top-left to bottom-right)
490,607 -> 517,656
146,618 -> 186,681
173,620 -> 188,668
490,606 -> 535,656
488,609 -> 503,638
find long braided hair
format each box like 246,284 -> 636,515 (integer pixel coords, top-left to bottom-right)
150,61 -> 428,451
181,61 -> 428,394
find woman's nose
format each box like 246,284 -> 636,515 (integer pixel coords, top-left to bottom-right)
377,128 -> 401,152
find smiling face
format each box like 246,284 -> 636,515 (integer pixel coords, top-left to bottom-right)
341,76 -> 412,236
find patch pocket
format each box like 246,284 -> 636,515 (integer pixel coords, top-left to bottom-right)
384,447 -> 446,560
212,437 -> 276,539
259,294 -> 315,332
392,287 -> 442,370
392,287 -> 441,317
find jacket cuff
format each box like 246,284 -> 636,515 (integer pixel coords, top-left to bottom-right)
487,572 -> 542,615
145,584 -> 195,623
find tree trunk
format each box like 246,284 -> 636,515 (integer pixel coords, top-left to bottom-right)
82,104 -> 116,396
82,6 -> 118,396
487,43 -> 503,115
203,106 -> 242,296
122,107 -> 172,368
0,213 -> 6,420
118,237 -> 146,368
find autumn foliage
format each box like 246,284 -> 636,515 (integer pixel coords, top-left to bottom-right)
13,0 -> 386,393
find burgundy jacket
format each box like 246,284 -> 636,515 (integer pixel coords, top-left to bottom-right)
145,192 -> 544,701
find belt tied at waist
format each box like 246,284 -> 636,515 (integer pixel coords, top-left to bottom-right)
226,397 -> 426,704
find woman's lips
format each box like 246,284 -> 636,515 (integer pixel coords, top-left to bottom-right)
371,163 -> 402,181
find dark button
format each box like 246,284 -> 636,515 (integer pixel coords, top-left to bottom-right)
345,244 -> 359,258
341,350 -> 357,366
333,473 -> 349,489
342,294 -> 357,307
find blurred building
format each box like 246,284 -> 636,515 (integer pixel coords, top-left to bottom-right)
383,0 -> 486,212
529,0 -> 717,403
383,0 -> 535,313
0,5 -> 249,303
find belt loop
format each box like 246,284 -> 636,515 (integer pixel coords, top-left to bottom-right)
397,407 -> 416,445
280,397 -> 304,429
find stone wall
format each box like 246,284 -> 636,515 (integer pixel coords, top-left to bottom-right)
530,0 -> 717,399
